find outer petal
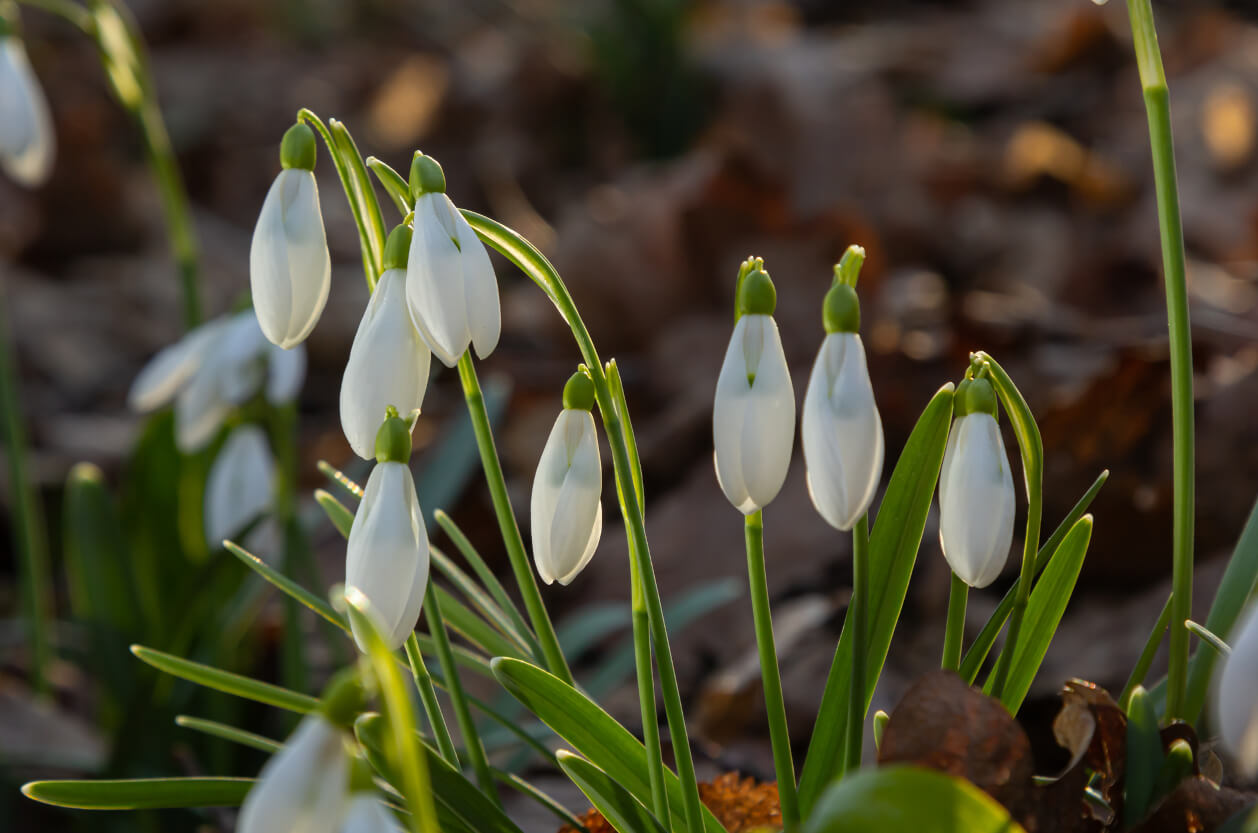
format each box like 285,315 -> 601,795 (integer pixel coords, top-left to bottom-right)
204,424 -> 276,548
251,169 -> 332,349
237,715 -> 349,833
802,333 -> 883,531
340,268 -> 431,459
713,317 -> 752,512
406,194 -> 469,367
173,366 -> 231,452
341,794 -> 403,833
454,207 -> 501,360
346,462 -> 430,650
0,37 -> 55,187
546,412 -> 602,585
127,318 -> 227,413
214,311 -> 270,405
938,414 -> 1015,588
1217,604 -> 1258,778
737,315 -> 795,511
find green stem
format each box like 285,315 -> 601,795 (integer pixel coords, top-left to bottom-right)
846,515 -> 869,773
0,290 -> 52,696
745,510 -> 799,827
1119,594 -> 1173,712
462,212 -> 706,833
454,352 -> 573,687
941,573 -> 968,673
270,403 -> 306,695
423,583 -> 499,804
404,634 -> 460,766
1126,0 -> 1194,722
15,0 -> 93,33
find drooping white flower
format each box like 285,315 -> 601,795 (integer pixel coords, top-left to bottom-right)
1216,604 -> 1258,778
346,411 -> 429,651
204,424 -> 276,551
531,373 -> 602,586
802,329 -> 883,531
341,226 -> 431,459
251,123 -> 331,350
404,153 -> 500,368
938,379 -> 1015,589
341,794 -> 403,833
237,713 -> 349,833
713,265 -> 795,514
0,35 -> 55,187
128,309 -> 306,452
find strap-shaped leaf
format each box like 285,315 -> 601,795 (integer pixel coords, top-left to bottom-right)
225,540 -> 347,631
130,644 -> 318,713
366,156 -> 412,217
434,509 -> 536,645
22,777 -> 253,810
1124,687 -> 1164,826
558,751 -> 667,833
435,585 -> 531,660
175,715 -> 281,753
315,489 -> 355,537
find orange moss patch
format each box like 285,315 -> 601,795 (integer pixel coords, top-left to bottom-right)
560,773 -> 781,833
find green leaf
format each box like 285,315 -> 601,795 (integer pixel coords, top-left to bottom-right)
415,374 -> 510,526
803,766 -> 1026,833
328,118 -> 386,272
22,777 -> 253,810
225,539 -> 348,632
432,546 -> 538,659
492,657 -> 728,833
63,463 -> 136,633
175,715 -> 281,754
130,644 -> 318,713
315,488 -> 355,538
1124,687 -> 1163,826
367,156 -> 413,217
557,751 -> 667,833
797,383 -> 955,813
493,769 -> 586,831
434,509 -> 535,645
317,459 -> 365,499
90,0 -> 147,111
984,515 -> 1093,712
435,585 -> 531,660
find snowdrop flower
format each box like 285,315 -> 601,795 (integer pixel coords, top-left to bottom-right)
802,281 -> 883,531
341,794 -> 403,833
405,153 -> 500,367
1216,604 -> 1258,777
128,309 -> 305,452
346,408 -> 429,652
531,372 -> 602,586
251,122 -> 331,349
713,261 -> 795,514
341,225 -> 431,459
0,29 -> 55,187
238,672 -> 363,833
204,424 -> 276,550
937,377 -> 1015,588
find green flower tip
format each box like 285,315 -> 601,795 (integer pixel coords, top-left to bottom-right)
382,224 -> 413,271
822,283 -> 860,334
68,461 -> 106,487
562,371 -> 596,411
319,668 -> 365,729
955,376 -> 997,418
738,267 -> 776,317
280,123 -> 317,171
409,152 -> 446,197
374,406 -> 413,463
834,244 -> 867,287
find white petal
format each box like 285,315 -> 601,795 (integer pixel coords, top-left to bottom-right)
531,410 -> 602,584
238,714 -> 348,833
0,37 -> 55,187
204,424 -> 276,548
127,318 -> 227,413
406,194 -> 469,367
251,169 -> 332,349
214,311 -> 270,405
346,462 -> 429,651
340,268 -> 431,459
267,341 -> 307,404
713,317 -> 753,512
174,367 -> 231,452
938,414 -> 1015,588
737,316 -> 795,511
341,795 -> 403,833
453,208 -> 501,360
1218,605 -> 1258,778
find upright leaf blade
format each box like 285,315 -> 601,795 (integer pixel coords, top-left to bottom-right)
558,752 -> 668,833
130,644 -> 318,713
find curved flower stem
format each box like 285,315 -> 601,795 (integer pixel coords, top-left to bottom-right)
463,211 -> 706,833
404,634 -> 460,765
454,352 -> 573,687
845,514 -> 869,772
424,583 -> 500,804
1126,0 -> 1195,722
941,573 -> 968,672
746,510 -> 799,827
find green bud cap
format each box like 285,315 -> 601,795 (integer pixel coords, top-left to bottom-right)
738,268 -> 776,317
834,244 -> 867,287
374,406 -> 413,463
280,123 -> 317,171
956,377 -> 997,418
822,283 -> 861,333
382,224 -> 413,271
409,153 -> 446,197
562,372 -> 596,411
318,668 -> 366,729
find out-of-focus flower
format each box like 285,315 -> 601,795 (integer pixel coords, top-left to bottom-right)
341,225 -> 430,459
128,309 -> 305,452
0,32 -> 54,187
204,424 -> 277,553
405,153 -> 500,367
531,372 -> 602,586
346,408 -> 429,651
251,122 -> 331,349
1216,604 -> 1258,778
938,377 -> 1015,588
713,263 -> 795,514
340,794 -> 403,833
237,713 -> 349,833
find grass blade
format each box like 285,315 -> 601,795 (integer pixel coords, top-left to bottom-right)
130,644 -> 318,713
175,715 -> 282,753
558,751 -> 667,833
22,777 -> 253,810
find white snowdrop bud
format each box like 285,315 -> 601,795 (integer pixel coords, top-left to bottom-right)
237,713 -> 349,833
0,34 -> 55,187
1216,604 -> 1258,778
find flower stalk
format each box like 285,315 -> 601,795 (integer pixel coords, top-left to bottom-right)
941,573 -> 968,673
846,514 -> 869,773
404,634 -> 459,765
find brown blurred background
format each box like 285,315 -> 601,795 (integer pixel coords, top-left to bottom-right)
5,0 -> 1258,829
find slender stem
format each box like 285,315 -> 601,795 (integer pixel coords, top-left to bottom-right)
941,573 -> 968,672
424,584 -> 499,804
454,352 -> 573,686
1126,0 -> 1194,722
845,515 -> 869,773
745,510 -> 799,827
1119,595 -> 1172,712
404,634 -> 460,766
0,290 -> 52,696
